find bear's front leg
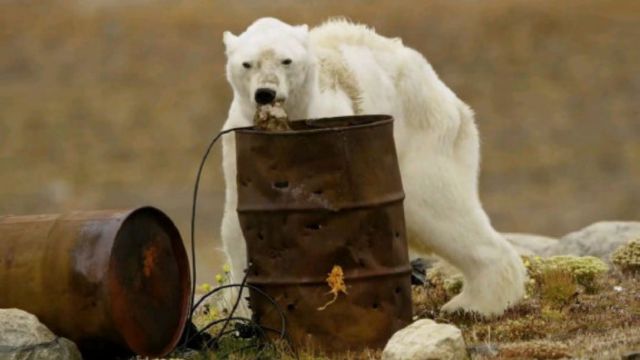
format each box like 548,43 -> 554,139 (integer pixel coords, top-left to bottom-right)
220,113 -> 252,316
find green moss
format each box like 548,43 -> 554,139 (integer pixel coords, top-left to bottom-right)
425,267 -> 464,298
524,255 -> 608,293
611,239 -> 640,275
443,274 -> 464,297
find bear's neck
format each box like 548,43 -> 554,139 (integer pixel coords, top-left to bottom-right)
285,63 -> 318,121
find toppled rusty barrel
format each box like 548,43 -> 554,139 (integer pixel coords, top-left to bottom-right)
0,207 -> 190,358
235,115 -> 412,352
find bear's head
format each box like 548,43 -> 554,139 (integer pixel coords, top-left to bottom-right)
223,18 -> 312,111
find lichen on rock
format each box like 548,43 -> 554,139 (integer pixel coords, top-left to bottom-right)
524,255 -> 608,293
611,238 -> 640,274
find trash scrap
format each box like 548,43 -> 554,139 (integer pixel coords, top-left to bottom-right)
254,101 -> 290,131
317,265 -> 348,311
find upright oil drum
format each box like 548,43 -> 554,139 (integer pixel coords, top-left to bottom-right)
0,207 -> 190,357
235,115 -> 412,352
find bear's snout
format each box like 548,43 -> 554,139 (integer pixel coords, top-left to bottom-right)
255,88 -> 277,105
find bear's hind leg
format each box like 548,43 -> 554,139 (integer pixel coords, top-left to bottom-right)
402,152 -> 526,316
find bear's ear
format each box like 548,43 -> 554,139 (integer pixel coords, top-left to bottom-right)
293,24 -> 309,43
223,31 -> 239,52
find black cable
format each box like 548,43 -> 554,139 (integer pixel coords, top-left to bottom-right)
197,317 -> 252,339
206,319 -> 267,350
180,124 -> 294,359
188,283 -> 287,343
213,268 -> 249,341
183,125 -> 250,347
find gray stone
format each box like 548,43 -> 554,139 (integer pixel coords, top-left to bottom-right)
467,343 -> 499,357
503,233 -> 558,256
622,351 -> 640,360
0,308 -> 82,360
544,222 -> 640,261
383,319 -> 468,360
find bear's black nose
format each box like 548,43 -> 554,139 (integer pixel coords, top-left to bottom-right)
255,88 -> 276,105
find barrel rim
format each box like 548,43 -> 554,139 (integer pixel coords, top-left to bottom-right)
106,206 -> 191,357
236,114 -> 393,135
247,264 -> 412,286
236,195 -> 405,213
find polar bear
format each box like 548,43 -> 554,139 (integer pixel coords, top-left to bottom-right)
220,17 -> 526,316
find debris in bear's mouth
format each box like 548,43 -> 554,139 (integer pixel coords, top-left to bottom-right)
254,100 -> 290,131
317,265 -> 348,311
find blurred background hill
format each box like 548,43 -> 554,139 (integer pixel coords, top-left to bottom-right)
1,0 -> 639,281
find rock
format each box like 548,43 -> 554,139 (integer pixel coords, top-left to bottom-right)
467,343 -> 499,357
622,351 -> 640,360
0,308 -> 82,360
503,233 -> 558,256
382,319 -> 468,360
545,222 -> 640,261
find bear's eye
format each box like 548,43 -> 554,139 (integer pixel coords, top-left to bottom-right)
242,62 -> 252,69
282,59 -> 292,65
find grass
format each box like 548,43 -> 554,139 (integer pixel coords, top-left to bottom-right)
414,262 -> 640,359
176,257 -> 640,359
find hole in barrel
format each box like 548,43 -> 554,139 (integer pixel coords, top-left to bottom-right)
395,286 -> 402,294
305,223 -> 322,230
287,303 -> 296,312
312,189 -> 324,195
372,302 -> 379,309
257,233 -> 264,240
273,180 -> 289,189
395,231 -> 400,238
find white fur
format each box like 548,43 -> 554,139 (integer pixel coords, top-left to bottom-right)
221,18 -> 526,316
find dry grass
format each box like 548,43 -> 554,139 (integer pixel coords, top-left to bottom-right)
182,269 -> 640,359
538,268 -> 577,307
412,269 -> 640,359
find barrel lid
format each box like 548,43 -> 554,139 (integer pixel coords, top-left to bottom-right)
106,207 -> 190,357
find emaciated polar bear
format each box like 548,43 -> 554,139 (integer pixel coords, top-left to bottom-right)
220,18 -> 526,315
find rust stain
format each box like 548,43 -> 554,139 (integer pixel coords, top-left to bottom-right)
143,243 -> 159,277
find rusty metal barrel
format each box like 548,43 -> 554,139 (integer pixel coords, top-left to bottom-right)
235,115 -> 413,352
0,207 -> 190,357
